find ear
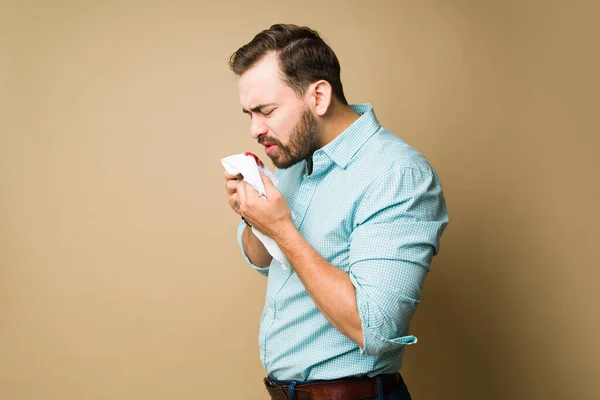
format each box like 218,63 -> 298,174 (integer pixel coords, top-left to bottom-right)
307,80 -> 332,116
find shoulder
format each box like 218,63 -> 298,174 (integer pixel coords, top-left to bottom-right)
349,127 -> 437,183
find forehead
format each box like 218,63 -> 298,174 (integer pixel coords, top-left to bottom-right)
237,53 -> 297,108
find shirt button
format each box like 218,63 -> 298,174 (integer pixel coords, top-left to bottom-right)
267,308 -> 274,318
282,263 -> 289,271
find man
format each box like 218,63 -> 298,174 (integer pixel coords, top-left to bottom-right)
224,24 -> 448,400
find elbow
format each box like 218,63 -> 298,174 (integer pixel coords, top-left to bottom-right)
359,323 -> 418,356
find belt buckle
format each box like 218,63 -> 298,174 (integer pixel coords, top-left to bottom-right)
264,378 -> 291,400
264,377 -> 279,388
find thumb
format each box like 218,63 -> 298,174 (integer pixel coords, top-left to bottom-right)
260,171 -> 275,192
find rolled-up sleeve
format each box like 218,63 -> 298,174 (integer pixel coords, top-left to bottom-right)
236,221 -> 270,276
348,165 -> 449,356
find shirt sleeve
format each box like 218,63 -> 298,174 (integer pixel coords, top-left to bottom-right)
237,220 -> 270,276
348,165 -> 449,356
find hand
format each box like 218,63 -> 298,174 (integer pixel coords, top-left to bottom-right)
237,172 -> 295,240
224,171 -> 244,215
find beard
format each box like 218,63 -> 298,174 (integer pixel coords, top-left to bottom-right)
259,107 -> 320,169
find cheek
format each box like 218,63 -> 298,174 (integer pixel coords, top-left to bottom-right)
269,116 -> 294,141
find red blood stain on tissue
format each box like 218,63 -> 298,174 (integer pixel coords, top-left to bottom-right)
244,152 -> 264,168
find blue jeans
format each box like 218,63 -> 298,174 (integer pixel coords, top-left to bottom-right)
363,378 -> 412,400
267,374 -> 412,400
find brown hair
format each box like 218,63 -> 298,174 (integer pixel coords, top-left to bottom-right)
228,24 -> 348,105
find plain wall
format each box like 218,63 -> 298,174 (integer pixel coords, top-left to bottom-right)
1,1 -> 598,399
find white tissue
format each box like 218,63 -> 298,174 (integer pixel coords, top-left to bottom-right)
221,153 -> 288,267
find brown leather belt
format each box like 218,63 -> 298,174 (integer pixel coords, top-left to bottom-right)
264,372 -> 402,400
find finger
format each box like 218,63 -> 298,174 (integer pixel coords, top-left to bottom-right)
236,182 -> 246,206
224,171 -> 243,180
227,193 -> 236,210
226,179 -> 240,195
260,171 -> 275,194
228,194 -> 239,211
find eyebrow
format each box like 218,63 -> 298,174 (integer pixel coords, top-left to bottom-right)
242,103 -> 276,114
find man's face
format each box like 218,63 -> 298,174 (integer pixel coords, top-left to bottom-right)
238,53 -> 320,169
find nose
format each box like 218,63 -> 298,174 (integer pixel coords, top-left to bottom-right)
250,116 -> 268,140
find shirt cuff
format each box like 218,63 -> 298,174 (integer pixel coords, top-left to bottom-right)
349,272 -> 418,356
237,220 -> 270,276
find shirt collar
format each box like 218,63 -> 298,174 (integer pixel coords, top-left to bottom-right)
319,104 -> 381,169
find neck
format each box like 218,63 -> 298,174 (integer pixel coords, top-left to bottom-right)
318,102 -> 360,148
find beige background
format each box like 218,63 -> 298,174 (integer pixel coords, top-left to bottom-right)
1,0 -> 599,399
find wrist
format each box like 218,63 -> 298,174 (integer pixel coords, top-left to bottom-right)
272,218 -> 297,242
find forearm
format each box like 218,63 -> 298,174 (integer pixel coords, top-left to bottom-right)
275,222 -> 364,346
242,224 -> 273,267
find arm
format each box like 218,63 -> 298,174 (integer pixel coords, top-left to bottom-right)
346,166 -> 449,355
237,167 -> 448,354
237,173 -> 363,346
273,222 -> 364,345
241,224 -> 272,267
225,171 -> 272,269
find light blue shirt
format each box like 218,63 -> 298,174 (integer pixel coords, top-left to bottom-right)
237,104 -> 449,380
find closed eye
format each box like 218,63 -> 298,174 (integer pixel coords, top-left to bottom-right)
242,104 -> 276,119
